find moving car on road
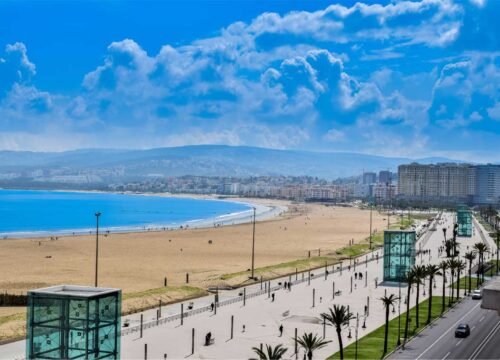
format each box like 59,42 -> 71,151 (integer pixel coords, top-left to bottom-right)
455,324 -> 471,338
472,289 -> 482,299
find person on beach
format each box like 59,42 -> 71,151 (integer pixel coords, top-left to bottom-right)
279,324 -> 283,337
211,303 -> 214,312
354,273 -> 358,280
272,293 -> 275,302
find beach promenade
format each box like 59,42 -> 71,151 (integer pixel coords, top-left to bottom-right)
2,210 -> 494,359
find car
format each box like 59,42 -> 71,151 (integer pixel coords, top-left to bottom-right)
472,289 -> 482,299
455,324 -> 471,338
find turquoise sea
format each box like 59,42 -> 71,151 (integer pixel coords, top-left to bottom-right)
0,189 -> 251,237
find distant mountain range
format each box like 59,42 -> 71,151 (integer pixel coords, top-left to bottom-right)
0,145 -> 462,182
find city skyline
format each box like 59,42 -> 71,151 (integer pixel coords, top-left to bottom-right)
1,0 -> 498,162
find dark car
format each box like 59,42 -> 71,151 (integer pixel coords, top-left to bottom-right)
455,324 -> 471,338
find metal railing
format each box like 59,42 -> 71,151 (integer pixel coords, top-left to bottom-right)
121,248 -> 383,336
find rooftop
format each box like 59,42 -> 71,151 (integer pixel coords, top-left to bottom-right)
28,285 -> 120,298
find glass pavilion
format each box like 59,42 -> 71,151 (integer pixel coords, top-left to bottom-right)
26,285 -> 121,359
383,230 -> 416,283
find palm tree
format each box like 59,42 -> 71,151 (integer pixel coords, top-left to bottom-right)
425,264 -> 440,324
296,332 -> 331,360
474,243 -> 488,285
464,251 -> 476,295
380,294 -> 399,354
446,259 -> 456,305
444,239 -> 454,258
455,260 -> 466,299
403,269 -> 416,344
438,260 -> 448,313
252,344 -> 288,360
321,305 -> 354,360
412,265 -> 427,327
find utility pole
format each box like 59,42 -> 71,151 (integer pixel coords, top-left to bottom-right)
251,207 -> 256,279
369,204 -> 373,249
94,212 -> 101,287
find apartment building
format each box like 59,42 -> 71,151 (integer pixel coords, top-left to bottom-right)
398,163 -> 472,204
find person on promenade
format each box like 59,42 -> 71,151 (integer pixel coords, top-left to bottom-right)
272,293 -> 275,302
279,324 -> 283,337
355,273 -> 358,280
211,302 -> 214,312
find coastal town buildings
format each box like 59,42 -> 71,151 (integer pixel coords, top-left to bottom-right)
398,163 -> 500,205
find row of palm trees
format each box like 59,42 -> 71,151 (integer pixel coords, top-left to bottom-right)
251,243 -> 490,359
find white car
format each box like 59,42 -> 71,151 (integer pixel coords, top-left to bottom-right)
472,289 -> 482,300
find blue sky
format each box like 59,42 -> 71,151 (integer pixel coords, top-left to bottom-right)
0,0 -> 498,161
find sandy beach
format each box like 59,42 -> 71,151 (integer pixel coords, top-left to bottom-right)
0,198 -> 387,340
0,199 -> 387,293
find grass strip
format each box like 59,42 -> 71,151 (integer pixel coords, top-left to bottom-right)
328,296 -> 449,360
220,256 -> 338,280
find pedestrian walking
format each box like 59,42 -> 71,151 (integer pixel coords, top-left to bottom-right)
279,324 -> 283,337
210,302 -> 214,312
355,273 -> 358,280
272,293 -> 275,302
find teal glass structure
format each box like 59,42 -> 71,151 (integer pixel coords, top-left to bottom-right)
457,205 -> 472,237
383,230 -> 416,283
26,285 -> 121,359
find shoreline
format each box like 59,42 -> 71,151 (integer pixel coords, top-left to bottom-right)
0,189 -> 288,239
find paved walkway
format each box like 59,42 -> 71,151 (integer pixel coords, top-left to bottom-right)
1,211 -> 494,359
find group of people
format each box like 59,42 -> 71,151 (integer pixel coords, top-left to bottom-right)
283,281 -> 292,291
354,272 -> 364,280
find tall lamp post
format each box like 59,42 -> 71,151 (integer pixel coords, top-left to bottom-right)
251,207 -> 256,279
94,212 -> 101,287
369,204 -> 373,250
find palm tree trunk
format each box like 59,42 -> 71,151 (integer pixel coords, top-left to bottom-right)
456,270 -> 460,300
477,258 -> 480,287
416,283 -> 420,327
427,275 -> 433,324
384,304 -> 390,354
336,327 -> 344,360
449,270 -> 454,305
307,350 -> 312,360
404,283 -> 411,342
481,254 -> 485,284
442,273 -> 446,313
468,261 -> 472,295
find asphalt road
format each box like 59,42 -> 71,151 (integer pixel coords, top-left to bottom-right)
389,295 -> 500,360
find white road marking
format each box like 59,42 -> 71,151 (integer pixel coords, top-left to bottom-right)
443,351 -> 451,359
415,302 -> 481,360
471,326 -> 476,330
456,339 -> 463,346
468,320 -> 500,360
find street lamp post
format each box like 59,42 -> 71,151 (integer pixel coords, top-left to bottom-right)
369,204 -> 373,250
251,207 -> 256,279
94,212 -> 101,287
